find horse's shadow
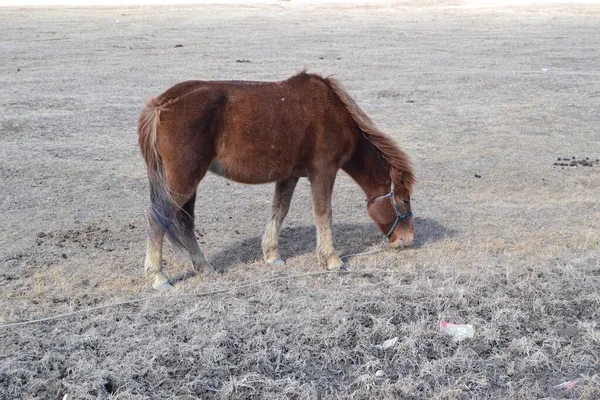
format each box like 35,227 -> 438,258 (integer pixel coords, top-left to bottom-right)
207,217 -> 456,273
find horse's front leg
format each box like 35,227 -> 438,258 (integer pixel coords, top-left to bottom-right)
145,213 -> 172,290
262,177 -> 299,265
309,169 -> 344,270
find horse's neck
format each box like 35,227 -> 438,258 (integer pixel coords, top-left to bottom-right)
343,140 -> 390,199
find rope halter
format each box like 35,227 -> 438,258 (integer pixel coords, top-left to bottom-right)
368,181 -> 413,240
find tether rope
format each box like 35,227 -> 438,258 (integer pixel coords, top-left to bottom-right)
0,246 -> 385,329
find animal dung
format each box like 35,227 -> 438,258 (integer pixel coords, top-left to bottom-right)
553,156 -> 598,167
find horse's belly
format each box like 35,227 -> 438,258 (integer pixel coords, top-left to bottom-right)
208,160 -> 229,178
209,159 -> 297,184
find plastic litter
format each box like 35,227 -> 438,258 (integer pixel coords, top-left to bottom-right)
376,336 -> 398,350
439,320 -> 475,341
554,380 -> 578,390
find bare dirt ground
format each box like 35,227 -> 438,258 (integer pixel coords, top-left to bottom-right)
1,1 -> 599,399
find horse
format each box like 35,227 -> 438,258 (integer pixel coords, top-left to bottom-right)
138,71 -> 415,290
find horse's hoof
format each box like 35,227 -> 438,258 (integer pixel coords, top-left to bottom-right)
266,256 -> 285,266
201,264 -> 216,276
193,260 -> 216,276
326,257 -> 345,271
153,280 -> 173,290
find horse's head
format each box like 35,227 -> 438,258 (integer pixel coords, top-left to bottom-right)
367,180 -> 414,248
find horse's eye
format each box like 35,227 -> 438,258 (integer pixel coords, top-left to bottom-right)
403,200 -> 410,205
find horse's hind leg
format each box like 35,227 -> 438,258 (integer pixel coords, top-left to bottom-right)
262,177 -> 299,265
145,214 -> 172,290
179,192 -> 215,275
309,169 -> 344,270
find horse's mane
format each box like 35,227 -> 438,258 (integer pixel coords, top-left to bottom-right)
323,76 -> 415,194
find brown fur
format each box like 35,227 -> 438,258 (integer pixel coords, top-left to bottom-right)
138,71 -> 415,286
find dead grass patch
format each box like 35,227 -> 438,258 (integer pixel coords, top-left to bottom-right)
1,2 -> 600,399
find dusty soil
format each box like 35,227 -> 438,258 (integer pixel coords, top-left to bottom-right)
1,1 -> 599,399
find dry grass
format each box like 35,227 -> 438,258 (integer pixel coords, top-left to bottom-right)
1,1 -> 599,399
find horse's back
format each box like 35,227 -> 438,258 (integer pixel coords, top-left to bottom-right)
152,73 -> 358,184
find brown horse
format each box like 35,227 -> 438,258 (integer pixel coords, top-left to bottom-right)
138,71 -> 415,289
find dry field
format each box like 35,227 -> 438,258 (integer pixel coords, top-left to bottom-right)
1,1 -> 599,399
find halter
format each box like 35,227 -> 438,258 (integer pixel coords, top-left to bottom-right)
368,181 -> 413,240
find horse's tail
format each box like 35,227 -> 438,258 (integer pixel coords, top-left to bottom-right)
323,76 -> 415,193
138,97 -> 192,252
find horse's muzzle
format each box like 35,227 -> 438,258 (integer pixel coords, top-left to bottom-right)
390,232 -> 414,249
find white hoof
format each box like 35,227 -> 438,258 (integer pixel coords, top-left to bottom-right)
326,257 -> 345,271
268,258 -> 286,266
153,280 -> 173,290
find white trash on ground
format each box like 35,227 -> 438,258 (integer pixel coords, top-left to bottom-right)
554,380 -> 578,390
376,336 -> 398,350
439,320 -> 475,341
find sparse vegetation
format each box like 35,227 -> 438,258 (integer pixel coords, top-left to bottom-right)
1,2 -> 599,399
